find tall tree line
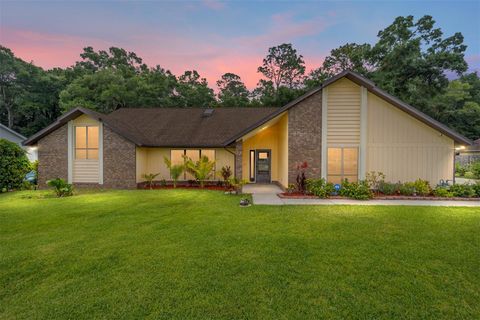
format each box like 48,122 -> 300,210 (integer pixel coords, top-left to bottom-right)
1,15 -> 479,139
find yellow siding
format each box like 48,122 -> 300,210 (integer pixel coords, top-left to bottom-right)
73,114 -> 100,126
136,148 -> 148,182
241,113 -> 288,187
72,115 -> 100,183
327,78 -> 361,145
214,148 -> 235,180
136,147 -> 234,183
366,93 -> 454,183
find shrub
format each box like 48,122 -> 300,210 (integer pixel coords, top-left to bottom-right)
295,161 -> 308,194
455,163 -> 467,177
184,155 -> 216,188
449,184 -> 476,198
433,186 -> 454,198
399,182 -> 416,196
339,179 -> 373,200
378,181 -> 399,195
227,177 -> 247,193
413,179 -> 431,196
365,171 -> 385,192
470,161 -> 480,179
220,166 -> 232,186
306,178 -> 335,198
472,183 -> 480,197
142,173 -> 160,189
287,184 -> 296,193
0,139 -> 31,191
163,156 -> 184,188
46,178 -> 73,197
464,171 -> 476,179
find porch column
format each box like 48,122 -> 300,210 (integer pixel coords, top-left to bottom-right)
235,140 -> 242,180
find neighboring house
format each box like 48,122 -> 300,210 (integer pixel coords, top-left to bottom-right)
455,138 -> 480,166
0,123 -> 37,162
24,71 -> 472,189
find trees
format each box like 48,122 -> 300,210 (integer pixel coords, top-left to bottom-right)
0,46 -> 65,136
174,70 -> 215,108
369,15 -> 467,114
257,43 -> 306,90
216,73 -> 249,107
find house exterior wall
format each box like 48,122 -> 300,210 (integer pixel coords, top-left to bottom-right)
287,92 -> 322,184
37,124 -> 68,188
366,93 -> 455,184
240,113 -> 289,187
103,126 -> 136,188
136,147 -> 235,183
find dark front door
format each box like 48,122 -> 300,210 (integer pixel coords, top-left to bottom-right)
256,150 -> 271,183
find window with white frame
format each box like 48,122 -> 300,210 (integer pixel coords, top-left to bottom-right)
75,126 -> 99,160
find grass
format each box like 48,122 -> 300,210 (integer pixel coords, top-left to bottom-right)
1,189 -> 479,319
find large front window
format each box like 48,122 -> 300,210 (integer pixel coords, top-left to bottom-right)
170,149 -> 215,180
327,147 -> 358,184
75,126 -> 99,160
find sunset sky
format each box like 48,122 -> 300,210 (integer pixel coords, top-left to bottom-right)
1,0 -> 479,89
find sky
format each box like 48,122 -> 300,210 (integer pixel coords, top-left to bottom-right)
1,0 -> 479,89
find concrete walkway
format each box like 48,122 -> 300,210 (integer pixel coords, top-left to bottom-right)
243,184 -> 480,207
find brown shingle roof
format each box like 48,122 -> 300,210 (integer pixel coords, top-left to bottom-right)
104,107 -> 277,147
23,106 -> 278,147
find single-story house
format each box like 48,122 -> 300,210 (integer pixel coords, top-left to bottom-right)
23,71 -> 472,189
1,123 -> 38,162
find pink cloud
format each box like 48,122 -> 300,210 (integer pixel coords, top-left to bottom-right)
0,28 -> 110,68
237,12 -> 331,48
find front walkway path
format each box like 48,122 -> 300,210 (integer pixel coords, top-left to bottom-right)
243,184 -> 480,207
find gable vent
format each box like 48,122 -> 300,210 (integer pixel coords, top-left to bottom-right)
202,108 -> 215,117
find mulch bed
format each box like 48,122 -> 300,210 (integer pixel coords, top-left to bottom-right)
279,192 -> 480,201
139,185 -> 229,191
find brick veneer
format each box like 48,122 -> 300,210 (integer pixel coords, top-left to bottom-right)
38,123 -> 137,189
37,124 -> 68,189
103,126 -> 136,189
287,91 -> 322,184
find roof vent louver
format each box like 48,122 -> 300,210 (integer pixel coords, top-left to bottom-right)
202,108 -> 214,117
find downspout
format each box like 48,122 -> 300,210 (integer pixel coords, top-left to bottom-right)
224,146 -> 236,177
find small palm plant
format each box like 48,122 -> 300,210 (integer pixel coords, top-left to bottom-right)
163,156 -> 184,188
183,155 -> 215,188
142,173 -> 160,189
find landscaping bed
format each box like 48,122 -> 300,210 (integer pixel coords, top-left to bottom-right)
279,192 -> 480,201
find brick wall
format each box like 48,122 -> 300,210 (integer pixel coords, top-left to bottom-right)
103,126 -> 137,189
37,124 -> 68,189
287,92 -> 322,184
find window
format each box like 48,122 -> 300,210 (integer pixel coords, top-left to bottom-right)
75,126 -> 99,160
249,150 -> 255,182
169,149 -> 216,180
327,147 -> 358,184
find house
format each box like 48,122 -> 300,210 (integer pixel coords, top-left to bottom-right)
23,71 -> 472,189
1,123 -> 38,162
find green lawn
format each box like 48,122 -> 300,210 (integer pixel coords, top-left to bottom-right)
1,189 -> 479,319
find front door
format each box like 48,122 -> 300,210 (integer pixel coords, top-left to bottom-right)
256,150 -> 271,183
